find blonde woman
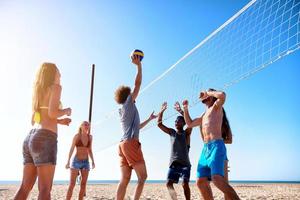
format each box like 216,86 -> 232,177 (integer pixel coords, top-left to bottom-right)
66,121 -> 95,200
14,63 -> 72,200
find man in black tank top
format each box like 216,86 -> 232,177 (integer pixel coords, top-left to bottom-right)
157,102 -> 192,200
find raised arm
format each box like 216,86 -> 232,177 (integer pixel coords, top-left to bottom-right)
185,127 -> 193,136
157,102 -> 174,135
48,84 -> 72,119
140,111 -> 157,130
88,135 -> 95,169
65,134 -> 78,169
131,55 -> 142,102
174,101 -> 184,116
202,89 -> 226,108
182,100 -> 203,128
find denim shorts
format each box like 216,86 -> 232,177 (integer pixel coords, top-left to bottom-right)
167,162 -> 191,183
23,129 -> 58,166
71,157 -> 90,170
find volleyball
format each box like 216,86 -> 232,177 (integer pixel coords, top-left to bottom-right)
131,49 -> 144,61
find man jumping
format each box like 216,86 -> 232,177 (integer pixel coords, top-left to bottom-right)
115,54 -> 157,200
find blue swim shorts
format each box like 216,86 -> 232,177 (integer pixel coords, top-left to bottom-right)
197,139 -> 227,180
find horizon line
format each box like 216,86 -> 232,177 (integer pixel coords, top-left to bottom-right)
1,180 -> 299,183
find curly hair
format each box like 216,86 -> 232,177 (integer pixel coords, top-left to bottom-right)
114,85 -> 131,104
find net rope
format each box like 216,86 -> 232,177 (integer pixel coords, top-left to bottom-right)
92,0 -> 300,153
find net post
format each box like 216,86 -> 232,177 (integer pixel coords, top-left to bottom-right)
89,64 -> 95,128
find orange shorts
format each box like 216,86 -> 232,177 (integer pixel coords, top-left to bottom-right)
118,139 -> 145,168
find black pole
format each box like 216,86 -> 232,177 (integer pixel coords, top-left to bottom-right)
89,64 -> 95,124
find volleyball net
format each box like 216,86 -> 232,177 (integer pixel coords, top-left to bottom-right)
92,0 -> 300,152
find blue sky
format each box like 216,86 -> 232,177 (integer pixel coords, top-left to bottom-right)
0,0 -> 299,181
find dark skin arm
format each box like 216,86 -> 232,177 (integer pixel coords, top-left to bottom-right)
174,101 -> 184,116
185,127 -> 193,146
185,127 -> 193,136
157,102 -> 174,135
175,101 -> 193,142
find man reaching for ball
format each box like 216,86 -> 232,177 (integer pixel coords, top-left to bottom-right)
115,53 -> 157,200
157,102 -> 192,200
182,89 -> 240,200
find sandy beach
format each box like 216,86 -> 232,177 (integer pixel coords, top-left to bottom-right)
1,183 -> 299,199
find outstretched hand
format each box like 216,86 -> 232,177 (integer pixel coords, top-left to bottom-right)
160,102 -> 167,112
182,100 -> 189,109
174,101 -> 182,113
149,111 -> 158,120
131,55 -> 141,66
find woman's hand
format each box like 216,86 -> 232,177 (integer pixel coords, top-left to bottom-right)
64,108 -> 72,116
58,118 -> 72,126
65,162 -> 70,169
92,162 -> 95,169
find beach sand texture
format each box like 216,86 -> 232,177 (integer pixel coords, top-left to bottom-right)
1,183 -> 300,199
